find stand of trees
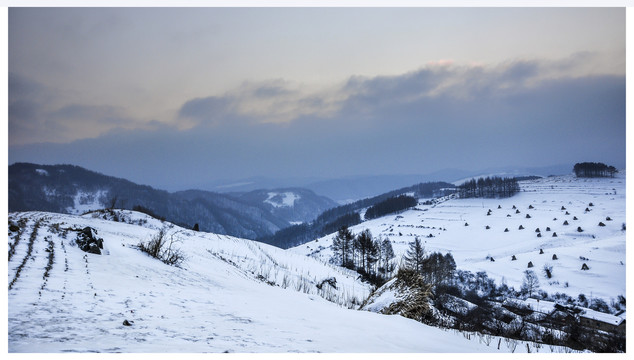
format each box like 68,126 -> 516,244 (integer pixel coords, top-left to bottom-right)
573,162 -> 618,178
458,176 -> 520,199
402,237 -> 456,287
314,181 -> 452,227
331,227 -> 396,285
364,195 -> 417,220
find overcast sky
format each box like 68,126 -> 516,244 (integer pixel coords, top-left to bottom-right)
8,7 -> 626,190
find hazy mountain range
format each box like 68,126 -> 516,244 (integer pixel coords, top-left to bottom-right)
8,163 -> 337,239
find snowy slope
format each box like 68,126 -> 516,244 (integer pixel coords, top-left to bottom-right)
293,174 -> 626,303
7,210 -> 572,353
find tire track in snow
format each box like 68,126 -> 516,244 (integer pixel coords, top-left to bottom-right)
8,216 -> 28,262
9,218 -> 42,290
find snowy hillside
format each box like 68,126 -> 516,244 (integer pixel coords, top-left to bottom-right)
293,174 -> 626,303
7,209 -> 572,353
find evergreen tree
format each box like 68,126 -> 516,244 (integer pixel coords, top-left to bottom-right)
366,239 -> 380,275
331,226 -> 354,268
403,237 -> 426,274
380,238 -> 396,276
355,229 -> 374,273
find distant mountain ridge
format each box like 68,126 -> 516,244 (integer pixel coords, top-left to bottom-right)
8,163 -> 337,239
197,165 -> 573,204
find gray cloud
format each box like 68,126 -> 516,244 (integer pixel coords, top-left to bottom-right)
178,96 -> 236,126
9,58 -> 625,191
9,73 -> 151,145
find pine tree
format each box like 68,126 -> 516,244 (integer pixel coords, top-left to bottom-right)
403,237 -> 426,274
355,229 -> 374,273
380,238 -> 395,276
331,226 -> 354,268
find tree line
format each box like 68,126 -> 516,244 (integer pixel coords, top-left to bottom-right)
573,162 -> 618,178
314,181 -> 452,227
457,176 -> 520,199
364,195 -> 417,220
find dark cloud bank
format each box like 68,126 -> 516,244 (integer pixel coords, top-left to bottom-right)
9,61 -> 625,191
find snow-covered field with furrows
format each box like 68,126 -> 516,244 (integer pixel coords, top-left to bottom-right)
7,209 -> 570,353
294,174 -> 626,303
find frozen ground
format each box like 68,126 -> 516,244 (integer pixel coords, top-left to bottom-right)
7,210 -> 572,353
294,174 -> 626,303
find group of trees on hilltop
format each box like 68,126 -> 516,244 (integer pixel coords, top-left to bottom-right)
331,227 -> 396,284
364,195 -> 417,220
573,162 -> 618,178
314,182 -> 452,228
458,176 -> 520,199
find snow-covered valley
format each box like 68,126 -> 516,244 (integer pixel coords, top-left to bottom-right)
8,210 -> 560,353
7,174 -> 625,353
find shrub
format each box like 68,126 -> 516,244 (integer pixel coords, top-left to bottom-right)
137,226 -> 185,267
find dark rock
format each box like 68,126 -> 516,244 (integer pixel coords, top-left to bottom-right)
74,226 -> 104,255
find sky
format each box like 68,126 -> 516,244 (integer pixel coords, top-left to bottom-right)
7,6 -> 626,191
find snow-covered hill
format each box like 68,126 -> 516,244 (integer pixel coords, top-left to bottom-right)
293,174 -> 626,303
8,209 -> 571,353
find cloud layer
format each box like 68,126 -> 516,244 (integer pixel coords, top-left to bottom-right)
9,55 -> 625,190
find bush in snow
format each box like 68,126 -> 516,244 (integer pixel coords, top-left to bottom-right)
137,226 -> 185,267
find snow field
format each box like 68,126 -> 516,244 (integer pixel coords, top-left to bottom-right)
8,210 -> 566,352
295,175 -> 626,302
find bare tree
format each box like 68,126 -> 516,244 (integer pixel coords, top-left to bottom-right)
521,270 -> 540,297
